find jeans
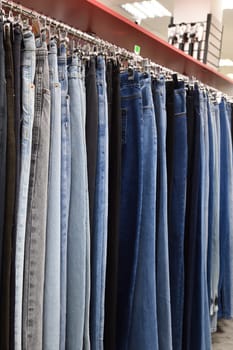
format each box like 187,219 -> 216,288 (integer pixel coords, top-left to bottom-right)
0,19 -> 7,298
43,39 -> 61,350
14,30 -> 36,350
185,87 -> 211,350
117,70 -> 143,350
104,61 -> 121,350
66,55 -> 89,350
152,77 -> 173,350
218,99 -> 233,319
167,80 -> 188,350
23,37 -> 50,350
91,55 -> 109,350
11,24 -> 23,347
0,23 -> 16,349
85,57 -> 98,238
207,99 -> 220,332
58,43 -> 71,350
128,73 -> 158,349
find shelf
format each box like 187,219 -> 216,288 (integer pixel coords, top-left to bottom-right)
16,0 -> 233,95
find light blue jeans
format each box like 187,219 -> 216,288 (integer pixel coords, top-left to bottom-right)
152,77 -> 173,350
14,30 -> 36,350
91,55 -> 109,350
66,55 -> 90,350
58,43 -> 71,350
43,39 -> 61,350
207,99 -> 220,333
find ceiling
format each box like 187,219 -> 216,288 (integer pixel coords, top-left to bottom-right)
98,0 -> 233,77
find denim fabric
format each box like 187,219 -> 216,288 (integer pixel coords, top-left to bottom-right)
43,39 -> 61,350
152,77 -> 173,350
91,55 -> 109,350
66,55 -> 88,350
218,99 -> 233,319
184,87 -> 211,350
58,43 -> 71,350
0,20 -> 7,296
167,81 -> 187,350
117,70 -> 143,350
104,61 -> 121,350
128,73 -> 158,349
11,24 -> 23,348
85,57 -> 98,239
23,37 -> 50,350
207,99 -> 220,332
14,30 -> 36,350
0,23 -> 16,349
81,62 -> 91,350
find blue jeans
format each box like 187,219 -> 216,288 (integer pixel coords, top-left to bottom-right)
183,87 -> 211,350
14,30 -> 36,350
167,81 -> 188,350
117,70 -> 143,350
58,44 -> 71,350
152,77 -> 173,350
66,55 -> 90,350
218,99 -> 233,319
127,73 -> 158,349
43,39 -> 61,350
22,37 -> 51,350
207,99 -> 220,332
90,55 -> 109,350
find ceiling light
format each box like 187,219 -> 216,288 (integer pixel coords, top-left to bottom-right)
121,0 -> 172,20
222,0 -> 233,9
219,58 -> 233,66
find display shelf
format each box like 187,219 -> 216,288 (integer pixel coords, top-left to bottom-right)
14,0 -> 233,94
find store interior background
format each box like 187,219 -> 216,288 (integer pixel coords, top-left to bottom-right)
97,0 -> 233,79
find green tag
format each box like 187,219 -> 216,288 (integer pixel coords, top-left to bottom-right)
134,45 -> 141,55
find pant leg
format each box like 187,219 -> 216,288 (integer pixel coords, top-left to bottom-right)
116,70 -> 143,350
22,37 -> 50,350
0,23 -> 16,350
128,73 -> 158,350
11,24 -> 23,350
58,43 -> 71,350
0,19 -> 7,299
152,77 -> 173,350
90,55 -> 109,350
167,80 -> 188,350
14,30 -> 36,350
43,39 -> 61,350
66,55 -> 86,350
104,61 -> 121,350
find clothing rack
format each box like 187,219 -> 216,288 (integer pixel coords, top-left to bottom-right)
2,0 -> 233,96
1,0 -> 182,80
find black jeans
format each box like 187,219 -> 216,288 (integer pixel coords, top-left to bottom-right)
104,60 -> 121,350
85,57 -> 98,236
0,23 -> 16,350
0,20 -> 7,299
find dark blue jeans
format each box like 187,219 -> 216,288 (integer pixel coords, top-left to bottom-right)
184,86 -> 211,350
117,70 -> 144,350
218,99 -> 233,319
167,80 -> 188,350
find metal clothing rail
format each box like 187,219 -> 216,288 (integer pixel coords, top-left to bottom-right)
1,0 -> 233,97
1,1 -> 188,78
